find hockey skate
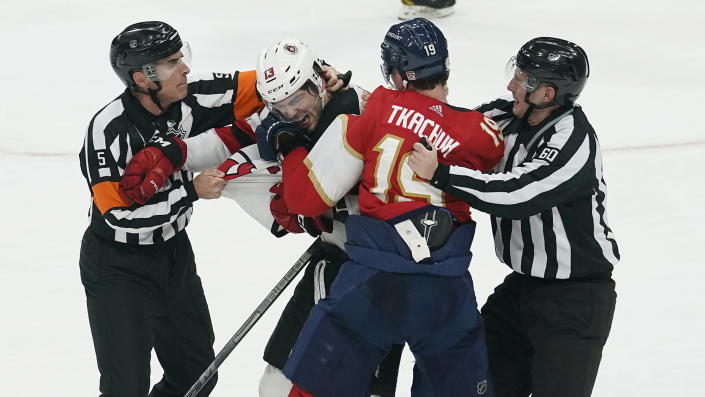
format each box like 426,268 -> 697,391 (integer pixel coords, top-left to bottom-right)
398,0 -> 456,20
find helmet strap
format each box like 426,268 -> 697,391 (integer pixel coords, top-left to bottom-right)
522,92 -> 536,122
318,77 -> 327,109
132,80 -> 165,113
148,81 -> 165,112
522,91 -> 555,122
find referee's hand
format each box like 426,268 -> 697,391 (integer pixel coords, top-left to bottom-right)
409,141 -> 438,180
194,169 -> 226,199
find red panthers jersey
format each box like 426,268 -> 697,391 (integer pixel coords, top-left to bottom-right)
282,86 -> 504,222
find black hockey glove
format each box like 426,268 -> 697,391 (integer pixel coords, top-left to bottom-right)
269,182 -> 332,237
337,70 -> 352,88
255,113 -> 313,162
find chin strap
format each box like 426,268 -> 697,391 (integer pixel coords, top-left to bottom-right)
133,81 -> 165,112
522,92 -> 556,122
148,81 -> 165,112
319,80 -> 327,109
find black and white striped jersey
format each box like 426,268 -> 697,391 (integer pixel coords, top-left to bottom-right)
430,97 -> 619,279
79,71 -> 262,245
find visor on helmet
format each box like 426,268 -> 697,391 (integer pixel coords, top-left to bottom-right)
380,41 -> 402,88
505,55 -> 539,92
380,62 -> 396,88
142,42 -> 192,82
268,84 -> 321,123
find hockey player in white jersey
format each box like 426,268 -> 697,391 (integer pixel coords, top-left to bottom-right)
116,37 -> 405,396
216,39 -> 405,397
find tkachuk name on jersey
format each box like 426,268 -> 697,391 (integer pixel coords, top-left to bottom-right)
387,104 -> 459,158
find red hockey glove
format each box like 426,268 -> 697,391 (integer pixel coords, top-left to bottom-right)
119,136 -> 187,205
269,183 -> 332,237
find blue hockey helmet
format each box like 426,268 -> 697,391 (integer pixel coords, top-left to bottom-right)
380,17 -> 449,87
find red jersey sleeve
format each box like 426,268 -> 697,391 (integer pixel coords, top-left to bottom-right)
282,114 -> 367,217
444,113 -> 504,172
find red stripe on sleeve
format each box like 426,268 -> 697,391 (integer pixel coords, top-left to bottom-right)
234,118 -> 256,141
214,126 -> 242,154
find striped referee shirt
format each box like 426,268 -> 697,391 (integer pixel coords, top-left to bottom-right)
431,97 -> 619,279
79,71 -> 262,245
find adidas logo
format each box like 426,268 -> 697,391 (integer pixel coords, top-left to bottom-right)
428,104 -> 443,117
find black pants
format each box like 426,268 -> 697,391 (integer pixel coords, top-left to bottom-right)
481,272 -> 616,397
79,229 -> 216,397
263,238 -> 403,397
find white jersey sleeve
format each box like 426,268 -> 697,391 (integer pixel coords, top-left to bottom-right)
220,144 -> 282,232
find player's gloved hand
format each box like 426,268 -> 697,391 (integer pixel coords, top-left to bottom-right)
119,135 -> 187,205
276,130 -> 314,158
269,183 -> 332,237
256,113 -> 311,162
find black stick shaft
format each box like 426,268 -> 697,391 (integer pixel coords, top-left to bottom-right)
184,247 -> 313,397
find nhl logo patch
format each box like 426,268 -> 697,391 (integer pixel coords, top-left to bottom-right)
165,120 -> 186,138
285,44 -> 298,54
428,104 -> 443,117
406,71 -> 416,80
129,39 -> 138,48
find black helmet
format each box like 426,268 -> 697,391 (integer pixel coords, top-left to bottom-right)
110,21 -> 182,88
515,37 -> 589,106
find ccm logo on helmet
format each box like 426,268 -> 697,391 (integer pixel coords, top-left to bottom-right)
267,84 -> 284,94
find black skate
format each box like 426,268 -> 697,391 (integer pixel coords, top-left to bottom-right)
398,0 -> 456,20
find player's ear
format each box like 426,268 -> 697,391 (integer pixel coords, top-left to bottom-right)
543,85 -> 556,104
132,71 -> 151,89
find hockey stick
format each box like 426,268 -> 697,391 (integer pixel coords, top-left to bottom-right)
184,242 -> 315,397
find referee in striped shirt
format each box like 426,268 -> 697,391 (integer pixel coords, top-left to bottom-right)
410,37 -> 619,397
78,22 -> 261,396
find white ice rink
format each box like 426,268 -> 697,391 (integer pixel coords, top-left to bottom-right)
1,0 -> 704,395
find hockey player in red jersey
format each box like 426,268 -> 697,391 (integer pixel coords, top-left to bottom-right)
276,18 -> 504,397
218,38 -> 405,397
113,35 -> 404,396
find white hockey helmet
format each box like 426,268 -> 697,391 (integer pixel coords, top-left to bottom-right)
256,38 -> 325,105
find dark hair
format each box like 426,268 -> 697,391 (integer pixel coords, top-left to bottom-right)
300,80 -> 320,96
408,71 -> 449,91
